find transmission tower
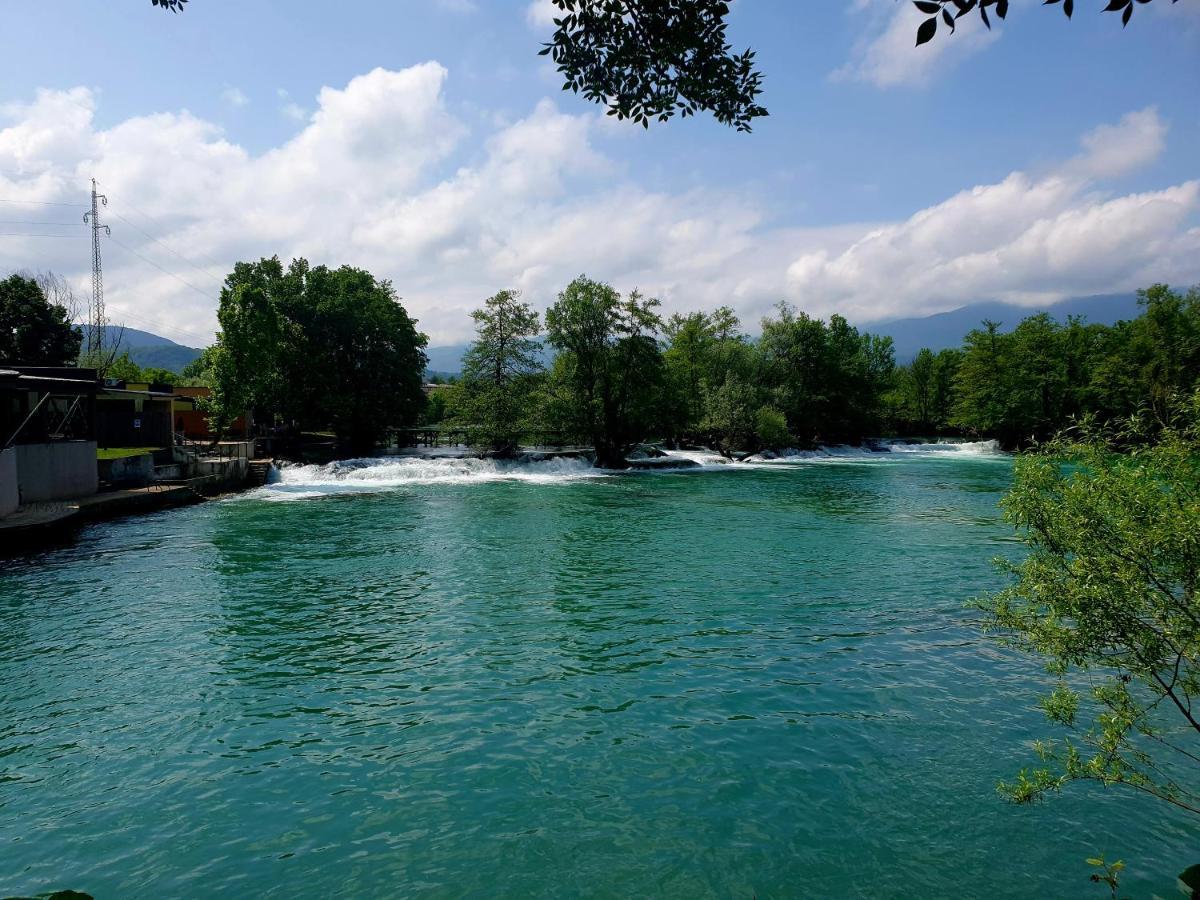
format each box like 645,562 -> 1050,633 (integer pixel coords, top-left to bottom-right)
82,178 -> 110,361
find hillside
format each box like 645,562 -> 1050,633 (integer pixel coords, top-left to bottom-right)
98,325 -> 204,373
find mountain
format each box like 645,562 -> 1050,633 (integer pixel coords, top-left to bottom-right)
98,325 -> 204,374
873,293 -> 1141,362
423,293 -> 1144,374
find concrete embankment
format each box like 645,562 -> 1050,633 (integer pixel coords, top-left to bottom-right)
1,450 -> 276,555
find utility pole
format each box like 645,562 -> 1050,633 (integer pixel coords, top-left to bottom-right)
82,178 -> 110,361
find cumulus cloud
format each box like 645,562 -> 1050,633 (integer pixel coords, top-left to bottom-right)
525,0 -> 558,29
832,0 -> 1001,88
784,107 -> 1199,319
0,66 -> 1195,349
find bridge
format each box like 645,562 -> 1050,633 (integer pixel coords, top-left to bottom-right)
389,427 -> 573,449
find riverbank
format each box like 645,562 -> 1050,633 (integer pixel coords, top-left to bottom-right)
0,461 -> 274,555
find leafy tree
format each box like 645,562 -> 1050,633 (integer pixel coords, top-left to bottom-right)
544,275 -> 663,467
700,373 -> 760,457
0,274 -> 82,366
457,289 -> 544,456
539,0 -> 766,132
979,395 -> 1200,824
914,0 -> 1180,47
953,320 -> 1012,440
755,405 -> 790,450
211,256 -> 427,452
148,0 -> 1178,132
758,304 -> 893,445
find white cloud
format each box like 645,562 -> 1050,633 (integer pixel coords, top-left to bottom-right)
0,69 -> 1195,349
784,107 -> 1199,320
220,86 -> 249,108
525,0 -> 558,29
1074,107 -> 1167,179
832,0 -> 1002,88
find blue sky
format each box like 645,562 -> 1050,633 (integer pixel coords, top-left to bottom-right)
0,0 -> 1197,346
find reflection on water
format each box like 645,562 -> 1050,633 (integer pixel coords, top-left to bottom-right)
0,450 -> 1193,898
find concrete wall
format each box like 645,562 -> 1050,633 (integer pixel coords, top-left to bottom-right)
0,448 -> 17,517
15,441 -> 98,503
98,453 -> 154,486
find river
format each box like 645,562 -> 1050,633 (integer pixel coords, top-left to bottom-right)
0,443 -> 1193,897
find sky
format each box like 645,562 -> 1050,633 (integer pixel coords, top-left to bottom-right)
0,0 -> 1197,348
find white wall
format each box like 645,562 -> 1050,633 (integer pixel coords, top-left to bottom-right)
15,441 -> 98,503
0,447 -> 17,517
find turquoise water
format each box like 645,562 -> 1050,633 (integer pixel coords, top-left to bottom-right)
1,446 -> 1195,898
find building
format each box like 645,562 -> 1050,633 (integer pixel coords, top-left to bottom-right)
95,380 -> 175,450
171,386 -> 250,440
0,367 -> 99,513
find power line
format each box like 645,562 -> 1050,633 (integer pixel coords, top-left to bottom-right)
106,232 -> 219,305
0,220 -> 86,227
103,309 -> 214,346
0,198 -> 80,207
107,209 -> 225,287
107,198 -> 229,284
0,232 -> 85,238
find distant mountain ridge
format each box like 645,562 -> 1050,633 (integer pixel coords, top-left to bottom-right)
424,292 -> 1143,374
97,325 -> 203,373
876,293 -> 1140,362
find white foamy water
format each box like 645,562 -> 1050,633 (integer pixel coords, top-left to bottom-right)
240,440 -> 1004,501
247,454 -> 604,501
744,439 -> 1002,464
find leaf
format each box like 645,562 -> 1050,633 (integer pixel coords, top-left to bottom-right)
914,0 -> 942,12
1122,2 -> 1133,24
1179,864 -> 1200,891
916,16 -> 938,45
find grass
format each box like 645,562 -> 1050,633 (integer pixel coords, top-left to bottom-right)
97,447 -> 163,461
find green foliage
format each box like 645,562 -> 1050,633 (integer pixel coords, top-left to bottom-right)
700,374 -> 759,456
544,276 -> 664,467
179,346 -> 217,386
978,394 -> 1200,819
660,306 -> 752,445
209,257 -> 428,451
947,285 -> 1200,447
758,304 -> 894,445
0,274 -> 81,366
755,405 -> 790,450
539,0 -> 767,132
1085,855 -> 1126,900
457,289 -> 544,455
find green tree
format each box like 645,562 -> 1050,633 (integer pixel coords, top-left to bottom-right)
980,397 -> 1200,820
457,289 -> 543,456
953,320 -> 1013,441
700,373 -> 760,457
0,274 -> 81,366
758,305 -> 892,445
544,275 -> 663,467
211,256 -> 427,452
908,348 -> 937,430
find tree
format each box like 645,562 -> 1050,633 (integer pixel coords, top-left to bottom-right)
211,256 -> 428,452
539,0 -> 766,132
0,274 -> 82,366
979,395 -> 1200,828
758,304 -> 893,446
544,275 -> 663,467
148,0 -> 1179,133
457,289 -> 544,456
700,373 -> 759,456
914,0 -> 1180,47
